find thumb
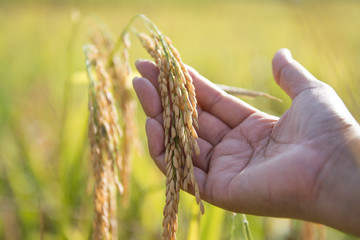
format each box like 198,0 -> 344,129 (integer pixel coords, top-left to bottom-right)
272,48 -> 322,100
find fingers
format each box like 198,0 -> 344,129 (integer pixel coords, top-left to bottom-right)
133,70 -> 214,173
272,48 -> 323,100
136,59 -> 259,129
134,59 -> 234,144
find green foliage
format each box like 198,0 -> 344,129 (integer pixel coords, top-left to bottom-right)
0,1 -> 360,239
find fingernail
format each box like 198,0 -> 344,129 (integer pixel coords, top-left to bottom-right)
132,76 -> 140,86
135,58 -> 144,68
282,48 -> 292,60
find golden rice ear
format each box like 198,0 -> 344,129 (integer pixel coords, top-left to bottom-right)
85,44 -> 123,240
138,28 -> 203,239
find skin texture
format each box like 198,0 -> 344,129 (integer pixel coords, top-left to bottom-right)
132,48 -> 360,236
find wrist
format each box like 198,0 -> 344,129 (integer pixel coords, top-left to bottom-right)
311,129 -> 360,236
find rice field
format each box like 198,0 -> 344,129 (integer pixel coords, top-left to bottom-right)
0,0 -> 360,239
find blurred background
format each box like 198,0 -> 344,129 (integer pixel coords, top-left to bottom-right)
0,0 -> 360,239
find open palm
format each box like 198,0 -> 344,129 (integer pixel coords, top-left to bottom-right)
133,49 -> 360,228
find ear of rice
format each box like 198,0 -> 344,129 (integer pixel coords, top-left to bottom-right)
138,25 -> 204,239
85,45 -> 122,240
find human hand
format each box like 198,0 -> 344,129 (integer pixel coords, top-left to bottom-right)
133,49 -> 360,236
